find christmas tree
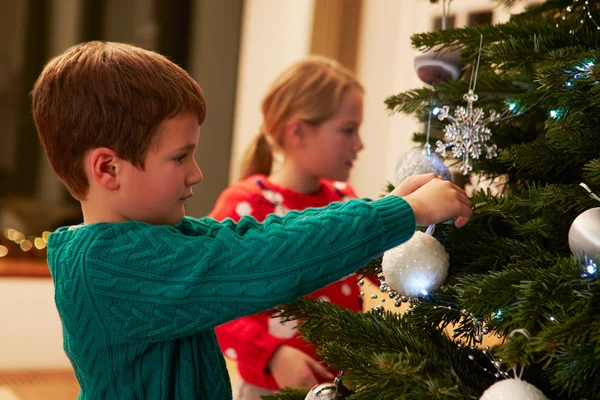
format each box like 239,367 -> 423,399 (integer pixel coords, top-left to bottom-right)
268,1 -> 600,399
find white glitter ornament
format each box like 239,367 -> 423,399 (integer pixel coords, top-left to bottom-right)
394,148 -> 451,187
382,231 -> 449,297
480,379 -> 548,400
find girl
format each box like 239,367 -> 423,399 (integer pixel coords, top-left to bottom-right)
210,56 -> 367,398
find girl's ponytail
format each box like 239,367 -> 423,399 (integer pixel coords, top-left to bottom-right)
238,129 -> 273,180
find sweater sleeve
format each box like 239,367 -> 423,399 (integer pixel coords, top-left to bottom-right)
209,184 -> 287,374
83,196 -> 414,342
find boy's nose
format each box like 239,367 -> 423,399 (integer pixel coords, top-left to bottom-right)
188,161 -> 203,185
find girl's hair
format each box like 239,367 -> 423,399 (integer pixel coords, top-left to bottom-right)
239,56 -> 363,180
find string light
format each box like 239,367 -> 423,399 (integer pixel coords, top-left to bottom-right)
0,227 -> 50,258
556,0 -> 600,34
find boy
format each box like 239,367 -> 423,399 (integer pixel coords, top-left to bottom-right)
32,41 -> 471,399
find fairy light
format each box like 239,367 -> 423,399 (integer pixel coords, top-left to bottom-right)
34,237 -> 47,250
0,226 -> 50,259
556,0 -> 600,34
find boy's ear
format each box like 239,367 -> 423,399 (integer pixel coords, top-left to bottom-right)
87,147 -> 121,191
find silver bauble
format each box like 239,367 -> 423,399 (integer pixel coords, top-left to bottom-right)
480,379 -> 548,400
305,377 -> 353,400
395,148 -> 451,187
568,207 -> 600,274
382,231 -> 449,297
305,383 -> 337,400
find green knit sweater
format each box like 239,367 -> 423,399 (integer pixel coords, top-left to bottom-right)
47,196 -> 415,399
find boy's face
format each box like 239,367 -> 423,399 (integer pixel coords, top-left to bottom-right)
117,112 -> 203,225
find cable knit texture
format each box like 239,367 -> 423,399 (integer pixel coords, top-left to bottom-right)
210,175 -> 368,390
47,195 -> 415,399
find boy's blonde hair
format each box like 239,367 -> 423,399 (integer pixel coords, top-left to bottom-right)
32,41 -> 206,199
239,56 -> 363,180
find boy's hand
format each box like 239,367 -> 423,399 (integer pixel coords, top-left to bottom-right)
268,345 -> 334,389
393,173 -> 439,197
398,177 -> 472,228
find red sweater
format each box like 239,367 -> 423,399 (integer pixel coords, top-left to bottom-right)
209,175 -> 365,390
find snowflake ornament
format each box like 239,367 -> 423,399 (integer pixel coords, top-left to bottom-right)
436,89 -> 499,175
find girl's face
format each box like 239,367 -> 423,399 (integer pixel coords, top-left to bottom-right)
295,89 -> 364,182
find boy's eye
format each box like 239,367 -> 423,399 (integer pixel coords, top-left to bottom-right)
174,154 -> 187,163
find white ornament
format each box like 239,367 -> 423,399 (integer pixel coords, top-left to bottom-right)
436,89 -> 499,175
480,379 -> 548,400
568,207 -> 600,275
382,231 -> 449,297
394,148 -> 452,187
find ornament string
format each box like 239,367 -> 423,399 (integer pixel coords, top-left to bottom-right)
579,182 -> 600,202
470,34 -> 484,96
441,0 -> 453,30
426,97 -> 434,156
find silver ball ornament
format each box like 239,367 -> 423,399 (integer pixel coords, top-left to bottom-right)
480,379 -> 548,400
568,207 -> 600,275
305,377 -> 353,400
305,383 -> 338,400
382,231 -> 449,297
395,148 -> 451,187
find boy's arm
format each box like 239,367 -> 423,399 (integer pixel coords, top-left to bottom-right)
84,196 -> 415,341
210,185 -> 286,377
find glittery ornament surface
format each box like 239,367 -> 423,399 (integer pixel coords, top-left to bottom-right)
394,148 -> 452,186
381,231 -> 449,297
480,379 -> 548,400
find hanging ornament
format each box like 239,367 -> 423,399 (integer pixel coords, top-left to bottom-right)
305,374 -> 354,400
568,183 -> 600,276
568,207 -> 600,275
382,231 -> 449,297
414,0 -> 461,85
414,46 -> 461,85
480,379 -> 548,400
436,35 -> 499,175
394,147 -> 451,186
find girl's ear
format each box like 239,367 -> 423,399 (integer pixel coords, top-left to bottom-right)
283,119 -> 306,149
87,147 -> 121,191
